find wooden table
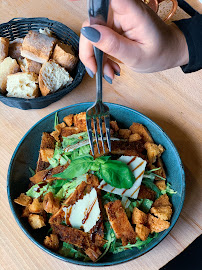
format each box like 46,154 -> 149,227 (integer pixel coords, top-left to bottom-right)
0,1 -> 201,269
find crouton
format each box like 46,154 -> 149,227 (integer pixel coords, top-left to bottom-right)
110,121 -> 119,132
51,122 -> 66,141
138,185 -> 156,201
14,193 -> 32,206
60,126 -> 80,137
0,37 -> 9,61
44,234 -> 59,250
155,180 -> 166,191
105,200 -> 137,246
135,224 -> 150,241
21,206 -> 30,218
152,194 -> 172,208
150,206 -> 172,221
129,123 -> 153,143
129,133 -> 142,142
29,198 -> 43,213
50,131 -> 60,142
43,192 -> 60,214
119,129 -> 131,139
145,142 -> 164,164
147,214 -> 170,233
63,114 -> 74,127
40,149 -> 54,162
36,132 -> 55,172
73,112 -> 87,132
28,214 -> 46,229
132,207 -> 148,225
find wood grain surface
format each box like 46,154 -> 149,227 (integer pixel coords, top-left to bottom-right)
0,1 -> 201,270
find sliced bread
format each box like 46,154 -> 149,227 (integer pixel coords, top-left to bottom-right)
0,37 -> 9,62
0,57 -> 20,94
9,38 -> 24,59
52,43 -> 78,72
18,58 -> 42,74
21,31 -> 56,64
7,72 -> 39,99
39,60 -> 73,96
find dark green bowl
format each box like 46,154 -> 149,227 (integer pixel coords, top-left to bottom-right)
7,102 -> 185,266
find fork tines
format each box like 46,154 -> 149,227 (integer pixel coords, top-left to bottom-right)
86,114 -> 111,156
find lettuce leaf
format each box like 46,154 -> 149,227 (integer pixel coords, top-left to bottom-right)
142,178 -> 162,198
59,242 -> 89,261
62,132 -> 89,148
26,182 -> 55,198
55,174 -> 87,200
54,112 -> 59,130
112,233 -> 159,254
132,198 -> 153,213
161,183 -> 177,196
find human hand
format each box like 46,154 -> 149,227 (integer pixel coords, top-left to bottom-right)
79,0 -> 189,82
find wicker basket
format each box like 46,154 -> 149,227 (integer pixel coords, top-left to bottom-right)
0,17 -> 85,110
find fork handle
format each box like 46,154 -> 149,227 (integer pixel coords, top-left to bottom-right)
88,0 -> 109,102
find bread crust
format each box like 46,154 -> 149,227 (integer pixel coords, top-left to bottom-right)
38,70 -> 50,96
9,38 -> 23,59
52,43 -> 78,71
0,57 -> 20,93
19,58 -> 42,74
39,60 -> 72,96
0,37 -> 9,61
21,31 -> 56,64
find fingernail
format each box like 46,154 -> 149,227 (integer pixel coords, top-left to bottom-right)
103,74 -> 112,84
114,71 -> 120,76
85,67 -> 94,78
81,27 -> 101,43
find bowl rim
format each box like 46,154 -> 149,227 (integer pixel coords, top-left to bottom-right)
7,102 -> 186,266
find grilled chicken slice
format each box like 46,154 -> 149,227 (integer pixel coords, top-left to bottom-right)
49,175 -> 105,247
30,164 -> 68,184
51,224 -> 102,261
105,200 -> 137,246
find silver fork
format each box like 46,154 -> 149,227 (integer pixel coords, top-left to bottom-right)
86,0 -> 111,156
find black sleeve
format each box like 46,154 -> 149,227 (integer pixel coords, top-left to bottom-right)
174,14 -> 202,73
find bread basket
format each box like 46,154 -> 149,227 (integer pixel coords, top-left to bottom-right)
0,17 -> 85,110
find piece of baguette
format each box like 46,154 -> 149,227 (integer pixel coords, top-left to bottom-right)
18,58 -> 42,74
52,43 -> 78,72
21,31 -> 56,64
9,38 -> 23,59
6,72 -> 39,99
0,37 -> 9,62
0,57 -> 20,94
39,60 -> 73,96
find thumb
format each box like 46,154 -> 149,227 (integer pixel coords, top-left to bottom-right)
80,25 -> 141,66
